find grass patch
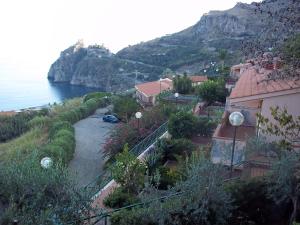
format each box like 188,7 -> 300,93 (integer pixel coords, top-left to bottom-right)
0,127 -> 48,161
49,97 -> 82,117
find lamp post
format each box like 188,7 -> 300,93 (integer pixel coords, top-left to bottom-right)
159,78 -> 163,93
228,111 -> 244,178
40,157 -> 53,169
135,111 -> 142,131
174,92 -> 179,106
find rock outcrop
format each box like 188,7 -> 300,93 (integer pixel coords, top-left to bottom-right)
48,42 -> 164,91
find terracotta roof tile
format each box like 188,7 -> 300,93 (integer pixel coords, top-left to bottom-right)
135,78 -> 173,97
189,75 -> 208,83
230,67 -> 300,99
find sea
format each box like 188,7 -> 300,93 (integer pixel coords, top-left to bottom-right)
0,63 -> 103,111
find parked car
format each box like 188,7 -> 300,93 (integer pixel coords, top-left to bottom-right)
103,115 -> 119,123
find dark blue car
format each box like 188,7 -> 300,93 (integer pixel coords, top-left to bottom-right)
103,115 -> 119,123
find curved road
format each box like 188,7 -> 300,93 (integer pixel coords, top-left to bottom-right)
69,107 -> 115,188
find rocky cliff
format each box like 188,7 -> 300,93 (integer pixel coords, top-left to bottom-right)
48,0 -> 299,91
48,42 -> 164,91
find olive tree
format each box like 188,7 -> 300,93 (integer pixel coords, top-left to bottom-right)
111,156 -> 232,225
268,152 -> 300,225
0,153 -> 92,225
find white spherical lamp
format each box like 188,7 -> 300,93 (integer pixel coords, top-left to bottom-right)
135,111 -> 142,119
41,157 -> 53,169
229,111 -> 244,127
174,92 -> 179,98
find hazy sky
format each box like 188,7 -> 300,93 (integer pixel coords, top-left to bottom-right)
0,0 -> 254,74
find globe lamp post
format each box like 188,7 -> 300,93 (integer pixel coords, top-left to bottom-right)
174,92 -> 179,106
40,157 -> 53,169
135,111 -> 142,131
229,111 -> 244,178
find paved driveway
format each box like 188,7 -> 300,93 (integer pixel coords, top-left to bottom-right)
69,107 -> 115,188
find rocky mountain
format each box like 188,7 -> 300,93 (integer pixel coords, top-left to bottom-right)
48,0 -> 300,91
48,41 -> 164,91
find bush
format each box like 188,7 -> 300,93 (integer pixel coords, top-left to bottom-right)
196,117 -> 217,137
111,209 -> 156,225
0,153 -> 92,224
168,111 -> 197,138
226,179 -> 291,225
157,166 -> 181,190
0,112 -> 39,142
103,123 -> 139,160
83,92 -> 111,102
112,96 -> 139,122
49,121 -> 73,138
103,187 -> 139,208
173,74 -> 193,94
40,144 -> 65,163
110,144 -> 146,194
156,138 -> 196,161
28,115 -> 51,128
196,79 -> 228,104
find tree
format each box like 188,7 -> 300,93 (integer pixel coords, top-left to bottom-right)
218,49 -> 227,70
241,2 -> 300,81
113,96 -> 139,122
196,79 -> 227,104
112,155 -> 232,225
110,144 -> 146,194
257,106 -> 300,150
268,152 -> 300,225
173,74 -> 192,94
250,107 -> 300,225
156,137 -> 196,161
0,153 -> 92,225
168,111 -> 197,138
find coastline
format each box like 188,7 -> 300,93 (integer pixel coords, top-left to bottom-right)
0,104 -> 50,116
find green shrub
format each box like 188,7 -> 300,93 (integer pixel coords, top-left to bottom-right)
158,166 -> 181,190
196,117 -> 217,137
28,115 -> 51,128
49,121 -> 73,138
0,112 -> 39,142
226,179 -> 290,225
83,92 -> 111,102
84,98 -> 98,115
111,209 -> 156,225
0,153 -> 92,224
103,187 -> 139,208
168,111 -> 197,138
41,144 -> 65,163
156,138 -> 196,161
53,129 -> 74,140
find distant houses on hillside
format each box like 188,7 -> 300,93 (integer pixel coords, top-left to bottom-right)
135,75 -> 208,106
135,78 -> 173,106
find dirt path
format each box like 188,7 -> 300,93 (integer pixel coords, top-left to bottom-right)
69,106 -> 115,188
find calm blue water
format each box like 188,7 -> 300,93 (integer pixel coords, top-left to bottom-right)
0,63 -> 104,111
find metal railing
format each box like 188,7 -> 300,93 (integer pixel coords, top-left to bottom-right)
84,121 -> 169,196
72,160 -> 273,225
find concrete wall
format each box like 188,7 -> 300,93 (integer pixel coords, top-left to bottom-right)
136,90 -> 152,105
211,137 -> 246,165
260,92 -> 300,143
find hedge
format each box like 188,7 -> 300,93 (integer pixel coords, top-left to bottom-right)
39,96 -> 110,164
83,92 -> 111,102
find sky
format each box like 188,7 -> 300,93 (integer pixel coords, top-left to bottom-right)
0,0 -> 254,74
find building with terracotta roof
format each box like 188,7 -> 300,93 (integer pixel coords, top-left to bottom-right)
135,78 -> 173,106
188,75 -> 208,86
211,60 -> 300,168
